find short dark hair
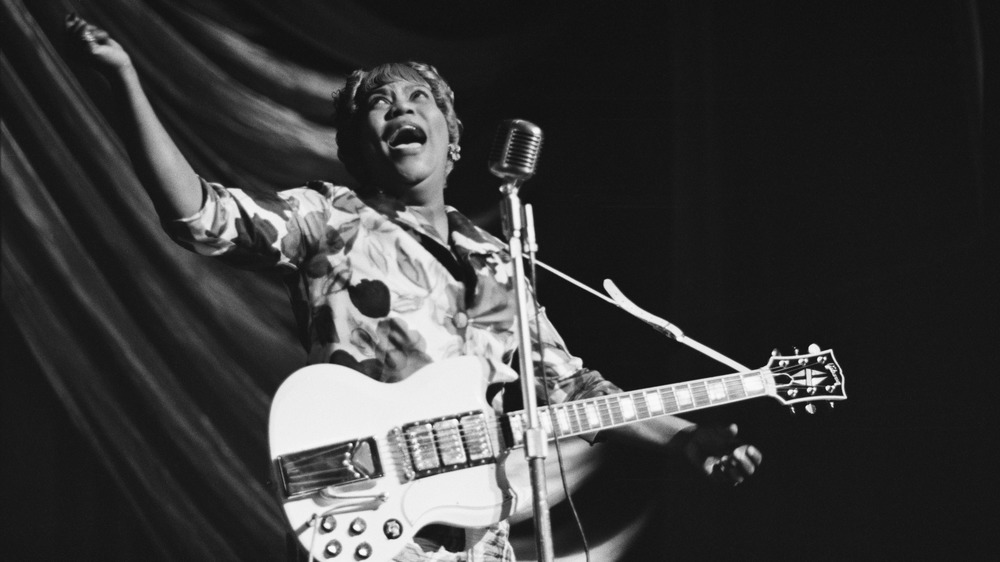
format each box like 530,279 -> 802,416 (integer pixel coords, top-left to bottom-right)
332,62 -> 463,187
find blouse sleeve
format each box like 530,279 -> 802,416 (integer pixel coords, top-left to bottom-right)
164,178 -> 334,271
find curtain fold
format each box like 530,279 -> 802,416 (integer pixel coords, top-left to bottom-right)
2,1 -> 621,559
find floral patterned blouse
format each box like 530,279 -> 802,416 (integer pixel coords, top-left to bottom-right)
168,179 -> 622,560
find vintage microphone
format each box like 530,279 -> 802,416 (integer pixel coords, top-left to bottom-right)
489,119 -> 543,184
488,119 -> 555,562
489,119 -> 543,250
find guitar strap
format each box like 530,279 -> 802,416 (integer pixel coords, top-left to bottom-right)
413,229 -> 479,308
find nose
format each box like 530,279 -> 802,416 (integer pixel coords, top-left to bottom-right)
387,97 -> 415,119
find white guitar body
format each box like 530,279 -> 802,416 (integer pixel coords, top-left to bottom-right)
270,349 -> 845,561
270,357 -> 528,561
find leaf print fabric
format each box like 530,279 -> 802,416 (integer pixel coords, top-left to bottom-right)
170,177 -> 621,401
348,279 -> 391,318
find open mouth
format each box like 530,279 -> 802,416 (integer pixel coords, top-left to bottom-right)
387,124 -> 427,148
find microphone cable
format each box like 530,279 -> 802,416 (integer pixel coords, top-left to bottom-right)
525,235 -> 591,562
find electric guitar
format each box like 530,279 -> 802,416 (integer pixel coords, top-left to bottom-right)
269,347 -> 845,561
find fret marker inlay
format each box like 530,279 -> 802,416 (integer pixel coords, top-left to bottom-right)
708,381 -> 726,402
647,392 -> 663,413
620,396 -> 636,420
555,408 -> 570,432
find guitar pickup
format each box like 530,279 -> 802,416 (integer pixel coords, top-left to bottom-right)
275,437 -> 383,499
396,411 -> 496,480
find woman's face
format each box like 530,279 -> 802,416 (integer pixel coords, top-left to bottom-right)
358,80 -> 451,198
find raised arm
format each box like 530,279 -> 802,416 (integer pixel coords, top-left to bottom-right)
65,13 -> 202,219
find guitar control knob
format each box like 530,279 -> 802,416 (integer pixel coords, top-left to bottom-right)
355,542 -> 373,560
384,519 -> 403,540
323,540 -> 342,558
320,516 -> 336,533
349,517 -> 367,535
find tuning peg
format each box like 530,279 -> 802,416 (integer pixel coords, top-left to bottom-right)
808,343 -> 821,354
788,406 -> 796,415
793,347 -> 800,355
805,404 -> 817,414
828,401 -> 836,410
771,348 -> 780,357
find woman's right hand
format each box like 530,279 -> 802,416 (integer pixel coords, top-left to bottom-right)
62,14 -> 203,219
64,13 -> 132,73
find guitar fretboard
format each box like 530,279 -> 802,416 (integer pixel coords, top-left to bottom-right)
506,370 -> 773,446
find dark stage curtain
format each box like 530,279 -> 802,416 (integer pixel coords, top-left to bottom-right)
3,1 -> 326,559
1,1 -> 636,560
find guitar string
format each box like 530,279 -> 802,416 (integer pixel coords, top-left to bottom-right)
288,379 -> 801,481
409,362 -> 822,451
288,365 -> 822,473
286,364 -> 832,482
291,385 -> 773,478
402,369 -> 786,448
393,377 -> 777,454
397,372 -> 798,454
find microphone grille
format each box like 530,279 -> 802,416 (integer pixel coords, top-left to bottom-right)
489,119 -> 543,180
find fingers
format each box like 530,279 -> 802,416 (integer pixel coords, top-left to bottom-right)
64,12 -> 85,35
740,444 -> 762,468
709,444 -> 762,486
727,423 -> 739,438
685,424 -> 763,486
64,13 -> 105,49
709,454 -> 744,485
734,444 -> 762,475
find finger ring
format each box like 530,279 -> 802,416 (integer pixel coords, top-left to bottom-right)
82,30 -> 95,43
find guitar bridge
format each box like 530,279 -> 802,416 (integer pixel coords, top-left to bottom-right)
275,437 -> 382,499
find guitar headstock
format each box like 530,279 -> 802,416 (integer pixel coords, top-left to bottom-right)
765,345 -> 846,412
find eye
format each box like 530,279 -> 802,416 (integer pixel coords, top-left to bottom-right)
410,89 -> 431,102
367,95 -> 390,110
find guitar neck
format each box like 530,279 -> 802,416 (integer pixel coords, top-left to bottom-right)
505,369 -> 775,447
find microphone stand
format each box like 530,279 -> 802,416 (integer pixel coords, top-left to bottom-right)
499,181 -> 555,562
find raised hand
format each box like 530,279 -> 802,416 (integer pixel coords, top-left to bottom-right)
62,13 -> 202,218
64,12 -> 131,73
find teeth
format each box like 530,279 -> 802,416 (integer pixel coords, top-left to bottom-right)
389,125 -> 426,147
